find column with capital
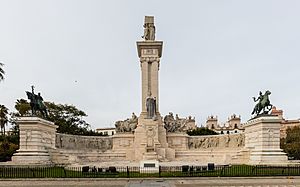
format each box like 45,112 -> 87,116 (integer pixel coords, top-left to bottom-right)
137,43 -> 162,119
134,16 -> 175,162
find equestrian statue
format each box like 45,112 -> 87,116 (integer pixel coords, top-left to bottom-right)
26,86 -> 48,118
251,90 -> 273,117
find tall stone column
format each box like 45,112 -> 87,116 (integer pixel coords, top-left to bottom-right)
134,16 -> 175,162
137,42 -> 162,118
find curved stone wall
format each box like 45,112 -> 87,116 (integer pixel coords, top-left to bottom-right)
55,133 -> 112,151
188,133 -> 245,149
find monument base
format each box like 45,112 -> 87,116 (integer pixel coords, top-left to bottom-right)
139,160 -> 159,173
248,149 -> 288,165
134,116 -> 175,161
11,117 -> 58,165
244,115 -> 288,165
12,150 -> 52,164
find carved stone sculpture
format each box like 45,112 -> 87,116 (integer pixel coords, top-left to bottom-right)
164,112 -> 196,132
142,16 -> 155,41
188,134 -> 245,149
115,112 -> 138,133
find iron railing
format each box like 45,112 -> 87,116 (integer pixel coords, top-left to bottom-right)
1,165 -> 300,178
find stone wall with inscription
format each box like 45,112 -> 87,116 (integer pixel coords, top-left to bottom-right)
55,133 -> 112,151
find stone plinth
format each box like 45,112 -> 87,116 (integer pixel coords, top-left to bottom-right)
244,116 -> 288,165
112,133 -> 135,160
167,133 -> 189,151
134,117 -> 174,161
139,160 -> 159,173
12,117 -> 58,164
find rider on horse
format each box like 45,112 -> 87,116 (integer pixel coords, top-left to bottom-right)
251,90 -> 273,116
26,86 -> 48,118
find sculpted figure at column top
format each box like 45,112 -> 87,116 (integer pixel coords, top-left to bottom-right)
142,16 -> 155,41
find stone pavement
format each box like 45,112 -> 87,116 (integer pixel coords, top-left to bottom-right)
1,177 -> 300,187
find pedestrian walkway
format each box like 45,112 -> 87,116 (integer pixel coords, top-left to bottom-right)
1,177 -> 300,187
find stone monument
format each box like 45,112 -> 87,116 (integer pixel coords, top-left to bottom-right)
11,87 -> 57,164
12,117 -> 57,164
134,16 -> 174,162
244,90 -> 287,165
7,17 -> 290,167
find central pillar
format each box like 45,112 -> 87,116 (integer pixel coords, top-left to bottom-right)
134,16 -> 175,162
137,41 -> 162,118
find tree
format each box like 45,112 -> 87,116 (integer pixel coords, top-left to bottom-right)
45,102 -> 91,135
14,99 -> 31,116
0,62 -> 4,81
0,105 -> 8,137
12,99 -> 102,136
281,126 -> 300,160
187,127 -> 218,136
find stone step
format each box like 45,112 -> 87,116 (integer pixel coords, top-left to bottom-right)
143,152 -> 158,160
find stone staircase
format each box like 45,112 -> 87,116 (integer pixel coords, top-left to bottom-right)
143,146 -> 158,160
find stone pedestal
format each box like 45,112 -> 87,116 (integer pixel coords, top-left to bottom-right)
12,117 -> 58,164
244,116 -> 288,165
167,133 -> 189,151
134,116 -> 174,161
112,133 -> 135,160
139,160 -> 159,173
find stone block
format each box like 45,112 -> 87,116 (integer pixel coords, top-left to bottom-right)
12,117 -> 58,164
139,160 -> 159,173
244,116 -> 288,165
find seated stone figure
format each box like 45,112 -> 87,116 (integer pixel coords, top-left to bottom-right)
164,112 -> 196,132
115,112 -> 138,133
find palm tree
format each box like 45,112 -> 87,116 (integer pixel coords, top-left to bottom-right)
0,105 -> 9,136
0,62 -> 5,81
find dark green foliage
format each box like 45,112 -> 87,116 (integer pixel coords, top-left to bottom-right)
11,99 -> 105,136
14,99 -> 31,116
0,138 -> 18,162
281,126 -> 300,160
187,127 -> 218,136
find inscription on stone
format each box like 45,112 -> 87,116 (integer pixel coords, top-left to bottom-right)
142,49 -> 157,56
144,163 -> 155,167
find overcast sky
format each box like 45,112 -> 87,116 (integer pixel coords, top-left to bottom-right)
1,0 -> 300,129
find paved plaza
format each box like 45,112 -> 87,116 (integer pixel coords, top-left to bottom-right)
1,177 -> 300,187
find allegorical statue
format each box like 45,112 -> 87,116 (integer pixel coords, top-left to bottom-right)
146,94 -> 156,119
26,85 -> 48,118
142,16 -> 155,41
115,112 -> 138,133
251,90 -> 273,116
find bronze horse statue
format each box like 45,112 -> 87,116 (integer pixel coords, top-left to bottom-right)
251,90 -> 273,116
26,91 -> 48,118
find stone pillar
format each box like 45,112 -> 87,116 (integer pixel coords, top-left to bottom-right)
12,117 -> 58,164
137,41 -> 163,118
244,116 -> 287,165
134,17 -> 175,162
